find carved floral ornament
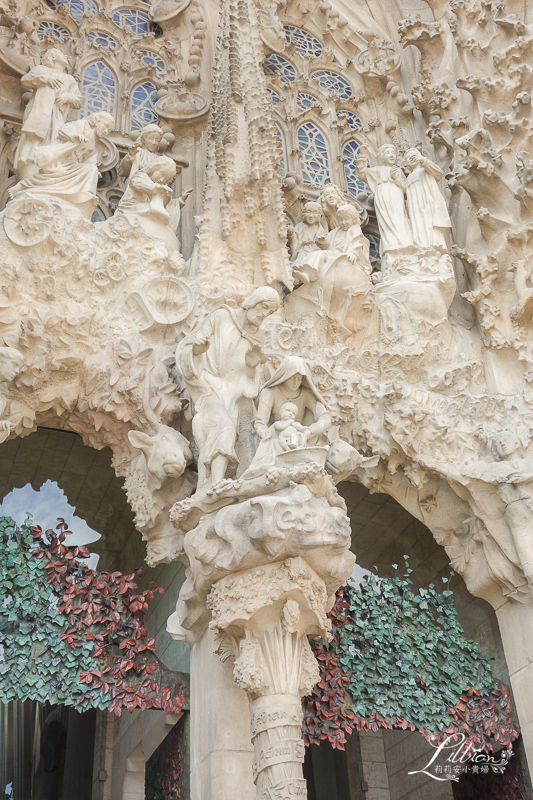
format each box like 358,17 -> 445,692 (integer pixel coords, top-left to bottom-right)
3,1 -> 533,796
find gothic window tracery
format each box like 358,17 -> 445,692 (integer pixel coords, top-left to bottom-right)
81,61 -> 116,116
87,31 -> 118,52
268,88 -> 280,106
340,111 -> 364,132
310,70 -> 352,100
297,92 -> 319,111
263,54 -> 297,83
343,140 -> 372,198
298,122 -> 330,187
283,25 -> 323,59
366,233 -> 381,265
130,81 -> 159,130
137,50 -> 166,72
37,21 -> 70,42
51,0 -> 97,24
112,8 -> 151,37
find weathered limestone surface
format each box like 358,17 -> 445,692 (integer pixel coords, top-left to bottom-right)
2,0 -> 533,795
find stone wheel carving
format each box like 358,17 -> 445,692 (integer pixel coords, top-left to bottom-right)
128,276 -> 195,328
3,197 -> 54,247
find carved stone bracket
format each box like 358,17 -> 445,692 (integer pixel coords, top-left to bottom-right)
208,557 -> 330,800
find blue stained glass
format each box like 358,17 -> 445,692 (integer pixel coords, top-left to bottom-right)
81,61 -> 116,116
298,122 -> 330,187
56,0 -> 96,24
268,88 -> 280,106
343,140 -> 372,198
263,54 -> 297,83
340,111 -> 364,131
37,21 -> 70,42
87,31 -> 118,51
131,81 -> 158,131
91,207 -> 106,223
113,8 -> 151,37
137,49 -> 165,72
366,234 -> 381,264
297,92 -> 318,110
284,25 -> 323,58
311,69 -> 352,100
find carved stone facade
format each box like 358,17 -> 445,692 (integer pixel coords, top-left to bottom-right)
1,0 -> 533,796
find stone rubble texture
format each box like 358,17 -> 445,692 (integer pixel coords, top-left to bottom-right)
1,0 -> 533,796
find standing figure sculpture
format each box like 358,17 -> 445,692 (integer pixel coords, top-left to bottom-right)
405,148 -> 451,251
13,49 -> 82,180
356,144 -> 412,261
176,287 -> 281,491
118,123 -> 166,181
10,112 -> 115,218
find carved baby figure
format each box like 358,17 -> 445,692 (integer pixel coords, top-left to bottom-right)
271,402 -> 308,451
287,202 -> 327,262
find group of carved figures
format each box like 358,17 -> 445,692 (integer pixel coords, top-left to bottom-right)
6,48 -> 190,251
176,287 -> 334,493
286,145 -> 451,292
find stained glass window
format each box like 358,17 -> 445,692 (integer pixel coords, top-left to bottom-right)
91,207 -> 106,223
137,49 -> 165,72
339,111 -> 364,131
297,92 -> 318,110
81,61 -> 116,117
310,70 -> 352,100
268,88 -> 280,106
284,25 -> 323,58
87,31 -> 118,52
131,81 -> 158,131
275,126 -> 286,178
343,140 -> 372,197
112,8 -> 151,37
37,21 -> 70,42
298,122 -> 330,186
55,0 -> 96,24
263,54 -> 297,83
366,234 -> 381,265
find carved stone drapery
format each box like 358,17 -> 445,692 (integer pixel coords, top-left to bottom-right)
208,558 -> 330,800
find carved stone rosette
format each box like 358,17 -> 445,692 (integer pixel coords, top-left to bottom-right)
207,557 -> 331,800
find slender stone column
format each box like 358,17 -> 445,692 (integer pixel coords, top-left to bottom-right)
207,557 -> 331,800
189,627 -> 255,800
495,599 -> 533,771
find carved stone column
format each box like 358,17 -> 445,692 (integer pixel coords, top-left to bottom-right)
207,557 -> 331,800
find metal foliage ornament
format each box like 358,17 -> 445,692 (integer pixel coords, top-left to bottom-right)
0,515 -> 187,715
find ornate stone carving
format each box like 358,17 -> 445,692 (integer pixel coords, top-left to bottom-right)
405,149 -> 451,252
10,112 -> 115,218
115,156 -> 188,253
206,558 -> 332,800
356,144 -> 413,263
13,48 -> 82,180
176,287 -> 280,491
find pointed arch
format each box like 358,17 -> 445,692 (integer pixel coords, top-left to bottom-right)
81,60 -> 117,117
